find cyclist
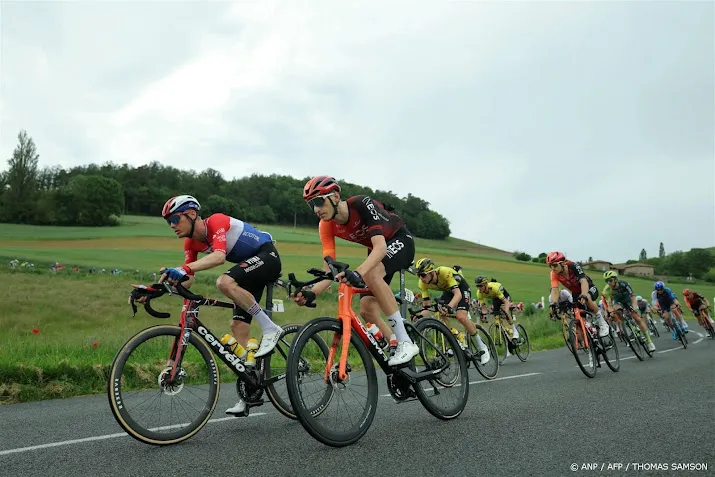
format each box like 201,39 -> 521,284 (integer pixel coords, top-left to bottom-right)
293,176 -> 419,366
414,258 -> 490,365
654,281 -> 689,339
474,275 -> 519,339
682,289 -> 714,330
545,251 -> 610,337
636,295 -> 656,335
158,195 -> 283,416
602,271 -> 655,351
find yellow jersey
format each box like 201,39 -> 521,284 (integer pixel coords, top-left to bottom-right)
476,282 -> 507,301
418,266 -> 465,299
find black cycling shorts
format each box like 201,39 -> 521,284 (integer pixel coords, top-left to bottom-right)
439,283 -> 472,312
224,242 -> 281,324
361,228 -> 415,299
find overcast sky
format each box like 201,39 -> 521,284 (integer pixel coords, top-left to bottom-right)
1,1 -> 713,262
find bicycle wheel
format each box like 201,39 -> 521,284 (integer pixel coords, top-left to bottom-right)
568,319 -> 597,378
623,321 -> 644,361
409,318 -> 469,420
285,317 -> 376,448
468,324 -> 498,379
648,317 -> 660,338
262,323 -> 330,420
599,329 -> 620,372
514,324 -> 530,362
704,315 -> 715,339
108,325 -> 219,445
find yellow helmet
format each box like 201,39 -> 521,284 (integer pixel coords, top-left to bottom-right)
415,258 -> 436,274
603,270 -> 618,281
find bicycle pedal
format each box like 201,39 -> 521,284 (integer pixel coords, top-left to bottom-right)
395,396 -> 418,404
246,400 -> 265,408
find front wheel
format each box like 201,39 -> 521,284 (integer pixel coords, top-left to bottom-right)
569,319 -> 597,378
107,325 -> 219,446
468,324 -> 499,379
285,317 -> 377,448
623,320 -> 644,361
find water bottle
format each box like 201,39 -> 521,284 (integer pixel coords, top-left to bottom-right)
220,334 -> 247,359
366,322 -> 387,348
245,338 -> 259,367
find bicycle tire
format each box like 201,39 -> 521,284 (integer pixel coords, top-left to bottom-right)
648,317 -> 660,338
599,329 -> 620,372
624,321 -> 644,361
285,317 -> 377,448
263,323 -> 330,420
470,324 -> 499,379
514,324 -> 530,362
568,319 -> 597,378
562,318 -> 574,353
108,325 -> 219,445
410,318 -> 469,420
704,317 -> 715,339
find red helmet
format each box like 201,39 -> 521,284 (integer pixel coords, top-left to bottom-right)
683,288 -> 691,296
303,176 -> 341,201
546,251 -> 566,264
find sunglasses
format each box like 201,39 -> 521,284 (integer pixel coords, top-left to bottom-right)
306,193 -> 335,209
418,272 -> 429,277
549,263 -> 561,269
166,214 -> 183,225
606,278 -> 616,283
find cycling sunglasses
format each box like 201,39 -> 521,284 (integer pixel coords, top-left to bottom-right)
166,214 -> 183,225
306,193 -> 335,209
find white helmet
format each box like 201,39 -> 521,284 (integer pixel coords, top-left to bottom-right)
161,195 -> 200,218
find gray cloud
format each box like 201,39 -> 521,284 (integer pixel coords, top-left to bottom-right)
1,1 -> 712,262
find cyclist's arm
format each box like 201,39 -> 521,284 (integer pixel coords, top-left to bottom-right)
447,286 -> 462,309
310,221 -> 338,296
182,239 -> 226,274
549,270 -> 560,305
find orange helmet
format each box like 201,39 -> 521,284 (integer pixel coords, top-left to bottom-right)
546,251 -> 566,264
303,176 -> 341,201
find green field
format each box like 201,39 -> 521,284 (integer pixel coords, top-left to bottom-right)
2,216 -> 713,404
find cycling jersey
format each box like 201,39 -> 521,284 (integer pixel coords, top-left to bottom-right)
655,287 -> 677,308
477,282 -> 510,302
418,266 -> 466,296
603,280 -> 635,306
685,293 -> 706,310
550,261 -> 594,296
183,214 -> 274,268
319,195 -> 406,257
637,299 -> 649,312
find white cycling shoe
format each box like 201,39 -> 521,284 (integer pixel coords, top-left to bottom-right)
388,341 -> 419,366
226,399 -> 248,417
254,327 -> 283,358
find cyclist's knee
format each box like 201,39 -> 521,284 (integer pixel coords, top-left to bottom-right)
359,295 -> 379,318
216,274 -> 237,294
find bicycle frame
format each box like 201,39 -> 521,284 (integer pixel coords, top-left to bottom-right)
570,307 -> 593,350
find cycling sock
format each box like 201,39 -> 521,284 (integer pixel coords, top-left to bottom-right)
247,301 -> 280,332
387,312 -> 410,342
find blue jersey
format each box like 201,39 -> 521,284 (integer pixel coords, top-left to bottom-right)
655,287 -> 677,307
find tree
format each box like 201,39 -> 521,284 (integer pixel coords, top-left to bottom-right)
639,249 -> 647,261
0,130 -> 39,222
538,252 -> 547,258
60,175 -> 124,226
513,251 -> 531,262
588,256 -> 593,262
659,242 -> 665,258
686,248 -> 715,279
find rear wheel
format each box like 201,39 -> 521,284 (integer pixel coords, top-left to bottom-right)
409,318 -> 469,420
599,329 -> 620,372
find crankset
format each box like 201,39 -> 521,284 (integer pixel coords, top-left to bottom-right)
386,373 -> 416,402
236,370 -> 264,405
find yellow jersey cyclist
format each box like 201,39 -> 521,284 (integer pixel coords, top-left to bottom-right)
414,258 -> 490,365
602,271 -> 655,352
474,275 -> 520,340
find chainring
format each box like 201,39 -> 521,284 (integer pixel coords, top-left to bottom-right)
236,370 -> 264,404
387,373 -> 415,402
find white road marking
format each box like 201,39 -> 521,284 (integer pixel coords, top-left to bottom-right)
380,372 -> 542,397
0,412 -> 267,456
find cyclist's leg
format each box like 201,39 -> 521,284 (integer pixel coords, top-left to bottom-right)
629,300 -> 654,350
662,309 -> 678,339
585,287 -> 609,336
218,245 -> 283,354
672,304 -> 689,332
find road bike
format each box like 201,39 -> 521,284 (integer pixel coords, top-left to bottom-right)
482,308 -> 530,364
108,277 -> 328,445
408,302 -> 499,380
560,302 -> 620,378
613,306 -> 653,360
285,257 -> 469,447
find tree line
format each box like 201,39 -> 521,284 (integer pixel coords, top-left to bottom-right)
636,243 -> 715,282
0,130 -> 451,238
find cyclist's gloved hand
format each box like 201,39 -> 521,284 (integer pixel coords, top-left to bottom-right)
443,305 -> 455,315
578,294 -> 589,305
343,270 -> 365,288
298,290 -> 316,306
161,266 -> 191,283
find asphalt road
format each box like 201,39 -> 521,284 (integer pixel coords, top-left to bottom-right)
1,322 -> 713,477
